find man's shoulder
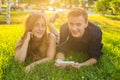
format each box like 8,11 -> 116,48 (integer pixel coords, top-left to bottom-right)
60,23 -> 68,30
87,22 -> 102,37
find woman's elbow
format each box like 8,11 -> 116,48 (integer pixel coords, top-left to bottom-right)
48,57 -> 54,60
14,55 -> 25,63
47,56 -> 54,61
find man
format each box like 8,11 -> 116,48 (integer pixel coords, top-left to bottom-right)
53,8 -> 103,69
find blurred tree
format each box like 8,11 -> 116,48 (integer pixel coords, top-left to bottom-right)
110,0 -> 120,15
95,0 -> 120,15
1,0 -> 6,4
81,0 -> 87,9
95,0 -> 112,15
74,0 -> 79,7
0,0 -> 1,14
88,0 -> 94,8
6,0 -> 11,24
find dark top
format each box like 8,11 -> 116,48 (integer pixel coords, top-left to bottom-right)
15,33 -> 52,61
57,22 -> 103,60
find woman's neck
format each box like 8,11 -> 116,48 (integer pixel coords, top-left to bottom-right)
32,36 -> 42,42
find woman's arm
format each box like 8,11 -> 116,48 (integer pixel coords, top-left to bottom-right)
14,32 -> 31,63
41,11 -> 59,37
48,13 -> 59,37
48,22 -> 59,37
25,33 -> 56,73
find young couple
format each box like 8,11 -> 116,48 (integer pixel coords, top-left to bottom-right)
14,7 -> 103,73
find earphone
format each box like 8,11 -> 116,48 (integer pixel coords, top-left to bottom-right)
57,32 -> 70,47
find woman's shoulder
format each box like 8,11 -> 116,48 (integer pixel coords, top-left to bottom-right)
47,32 -> 56,41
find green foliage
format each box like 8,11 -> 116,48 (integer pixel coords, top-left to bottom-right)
0,11 -> 120,80
88,0 -> 94,7
95,0 -> 111,15
110,0 -> 120,15
95,0 -> 120,15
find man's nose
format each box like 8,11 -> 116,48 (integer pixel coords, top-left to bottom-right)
72,25 -> 78,31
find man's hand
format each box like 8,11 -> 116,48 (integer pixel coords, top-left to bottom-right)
55,59 -> 67,68
55,59 -> 76,68
70,62 -> 83,69
55,59 -> 82,69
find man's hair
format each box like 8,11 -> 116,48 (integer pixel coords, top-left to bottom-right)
68,7 -> 88,22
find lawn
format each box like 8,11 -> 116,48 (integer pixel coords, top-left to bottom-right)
0,11 -> 120,80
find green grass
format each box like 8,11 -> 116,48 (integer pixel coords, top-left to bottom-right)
0,11 -> 120,80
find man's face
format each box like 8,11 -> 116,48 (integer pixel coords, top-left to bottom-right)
68,16 -> 88,38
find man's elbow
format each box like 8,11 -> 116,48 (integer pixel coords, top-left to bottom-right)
91,58 -> 97,64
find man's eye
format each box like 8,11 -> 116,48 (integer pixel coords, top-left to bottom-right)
76,23 -> 82,26
70,23 -> 73,26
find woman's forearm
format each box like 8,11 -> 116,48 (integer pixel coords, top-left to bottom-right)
48,23 -> 59,37
35,57 -> 52,64
15,39 -> 29,63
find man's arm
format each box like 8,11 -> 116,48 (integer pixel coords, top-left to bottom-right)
72,25 -> 103,69
71,58 -> 97,69
80,58 -> 97,66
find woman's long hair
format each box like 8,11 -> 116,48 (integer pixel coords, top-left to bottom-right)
22,12 -> 47,41
21,12 -> 49,60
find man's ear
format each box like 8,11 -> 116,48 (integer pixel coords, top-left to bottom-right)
85,20 -> 88,28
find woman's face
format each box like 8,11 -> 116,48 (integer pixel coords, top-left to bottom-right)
32,18 -> 46,39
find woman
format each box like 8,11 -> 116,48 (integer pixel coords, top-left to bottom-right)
14,12 -> 56,73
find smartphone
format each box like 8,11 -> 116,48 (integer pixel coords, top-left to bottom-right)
57,60 -> 75,65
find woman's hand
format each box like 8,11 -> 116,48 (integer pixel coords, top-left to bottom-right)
26,32 -> 32,42
25,62 -> 36,73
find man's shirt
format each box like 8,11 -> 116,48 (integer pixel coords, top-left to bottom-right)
57,22 -> 103,60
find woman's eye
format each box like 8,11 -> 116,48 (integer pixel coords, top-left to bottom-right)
34,23 -> 39,27
42,24 -> 45,27
76,23 -> 82,27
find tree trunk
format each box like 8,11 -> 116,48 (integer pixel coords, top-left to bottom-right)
0,0 -> 2,15
6,0 -> 11,24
